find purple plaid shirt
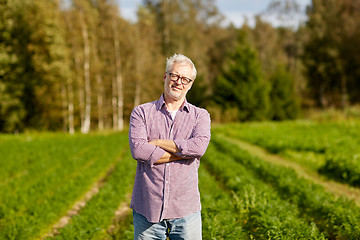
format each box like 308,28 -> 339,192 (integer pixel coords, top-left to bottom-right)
129,95 -> 211,223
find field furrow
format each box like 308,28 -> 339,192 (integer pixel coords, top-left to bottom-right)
2,121 -> 360,239
221,134 -> 360,206
214,121 -> 360,187
46,149 -> 136,240
211,134 -> 360,239
0,133 -> 129,240
202,141 -> 325,239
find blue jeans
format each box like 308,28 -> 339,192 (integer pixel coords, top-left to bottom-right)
133,210 -> 202,240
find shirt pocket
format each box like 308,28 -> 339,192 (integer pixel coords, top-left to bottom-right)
148,128 -> 165,140
147,115 -> 167,140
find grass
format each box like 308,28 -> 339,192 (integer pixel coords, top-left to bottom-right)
0,132 -> 128,240
2,120 -> 360,239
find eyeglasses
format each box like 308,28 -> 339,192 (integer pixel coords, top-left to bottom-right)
167,72 -> 193,85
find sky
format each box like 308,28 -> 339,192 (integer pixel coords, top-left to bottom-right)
118,0 -> 312,28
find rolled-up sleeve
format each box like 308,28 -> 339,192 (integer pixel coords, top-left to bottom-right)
129,107 -> 165,166
173,109 -> 211,159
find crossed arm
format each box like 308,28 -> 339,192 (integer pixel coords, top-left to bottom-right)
129,106 -> 210,167
148,139 -> 186,164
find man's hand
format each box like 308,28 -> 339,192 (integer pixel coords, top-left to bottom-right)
154,151 -> 182,165
149,139 -> 191,164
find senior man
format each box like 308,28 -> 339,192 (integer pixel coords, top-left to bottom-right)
129,53 -> 211,240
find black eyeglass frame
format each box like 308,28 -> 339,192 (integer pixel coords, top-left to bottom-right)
166,72 -> 193,85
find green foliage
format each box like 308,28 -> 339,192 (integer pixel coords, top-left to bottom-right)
186,75 -> 209,108
0,132 -> 129,239
49,150 -> 136,240
303,0 -> 360,107
214,120 -> 360,187
320,142 -> 360,186
0,0 -> 26,132
0,81 -> 25,132
268,64 -> 300,120
211,134 -> 360,239
2,0 -> 360,131
203,140 -> 326,239
199,165 -> 247,239
0,0 -> 71,132
2,121 -> 360,238
213,31 -> 270,122
22,0 -> 71,130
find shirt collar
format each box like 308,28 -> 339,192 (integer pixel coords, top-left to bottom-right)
156,94 -> 190,112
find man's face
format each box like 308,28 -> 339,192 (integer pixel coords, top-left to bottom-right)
163,63 -> 194,101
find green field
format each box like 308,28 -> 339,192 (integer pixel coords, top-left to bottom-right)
1,121 -> 360,239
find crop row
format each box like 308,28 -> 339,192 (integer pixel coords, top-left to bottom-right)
202,140 -> 325,239
210,134 -> 360,239
199,164 -> 249,239
214,121 -> 360,186
0,133 -> 128,240
99,157 -> 252,240
2,125 -> 359,239
2,131 -> 250,239
47,149 -> 136,240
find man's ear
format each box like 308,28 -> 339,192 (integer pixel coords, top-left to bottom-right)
163,73 -> 167,82
188,81 -> 194,90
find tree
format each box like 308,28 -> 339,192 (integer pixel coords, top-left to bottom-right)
112,15 -> 124,131
0,0 -> 71,131
0,0 -> 26,132
74,0 -> 94,133
213,31 -> 270,122
263,0 -> 301,28
302,0 -> 341,107
65,0 -> 101,133
268,64 -> 300,120
133,5 -> 163,105
141,0 -> 226,107
250,16 -> 280,78
303,0 -> 360,108
337,0 -> 360,104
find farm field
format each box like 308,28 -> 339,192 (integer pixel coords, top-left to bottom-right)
1,120 -> 360,239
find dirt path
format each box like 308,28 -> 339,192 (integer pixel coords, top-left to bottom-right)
107,194 -> 132,234
222,135 -> 360,206
42,161 -> 131,239
42,164 -> 116,239
43,180 -> 103,238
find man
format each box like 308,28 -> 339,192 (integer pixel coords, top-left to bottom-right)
129,53 -> 211,240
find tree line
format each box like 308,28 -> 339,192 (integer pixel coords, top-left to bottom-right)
0,0 -> 359,133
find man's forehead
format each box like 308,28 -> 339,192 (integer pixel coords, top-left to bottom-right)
173,62 -> 191,68
171,62 -> 192,72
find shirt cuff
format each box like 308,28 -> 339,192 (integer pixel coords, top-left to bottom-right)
173,139 -> 188,157
148,146 -> 166,167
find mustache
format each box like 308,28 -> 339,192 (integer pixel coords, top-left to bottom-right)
171,83 -> 181,88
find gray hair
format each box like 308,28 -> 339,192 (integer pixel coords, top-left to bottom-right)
166,53 -> 197,80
